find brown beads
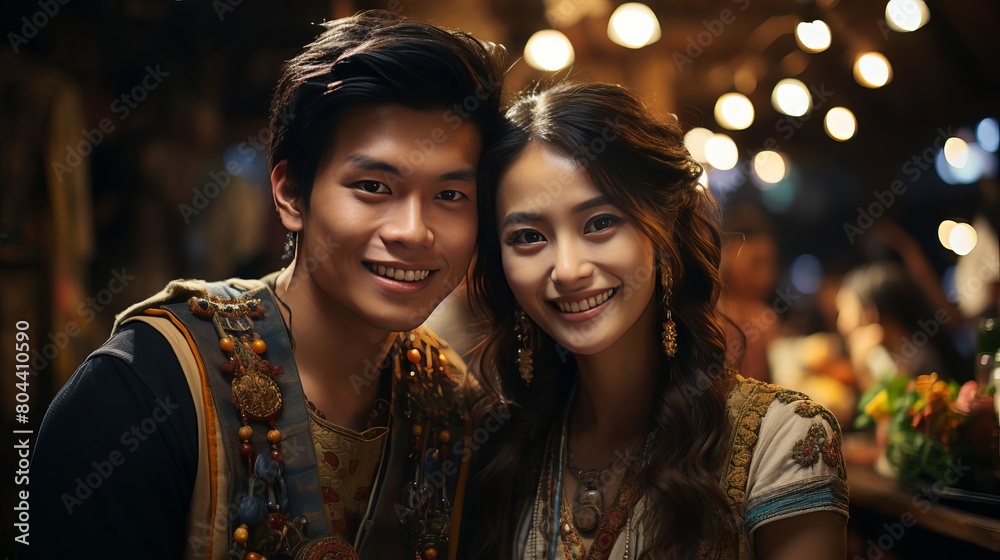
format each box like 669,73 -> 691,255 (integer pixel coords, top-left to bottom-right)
245,553 -> 262,560
238,426 -> 253,441
267,512 -> 287,529
411,424 -> 423,436
233,524 -> 249,544
269,449 -> 283,463
407,348 -> 422,364
423,547 -> 439,560
220,337 -> 235,352
251,339 -> 267,354
438,429 -> 451,444
267,429 -> 281,444
240,443 -> 253,458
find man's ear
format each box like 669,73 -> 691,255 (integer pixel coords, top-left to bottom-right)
272,160 -> 303,232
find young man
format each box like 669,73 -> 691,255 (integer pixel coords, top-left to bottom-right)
29,11 -> 506,559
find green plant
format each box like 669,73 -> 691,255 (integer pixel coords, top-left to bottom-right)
855,373 -> 981,481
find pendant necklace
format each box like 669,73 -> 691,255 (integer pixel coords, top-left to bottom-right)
565,451 -> 618,534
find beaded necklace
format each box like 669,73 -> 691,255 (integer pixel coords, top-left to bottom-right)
189,290 -> 459,560
190,291 -> 303,558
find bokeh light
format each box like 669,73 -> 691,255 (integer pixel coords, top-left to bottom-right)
886,0 -> 930,32
944,137 -> 969,168
795,20 -> 831,53
772,78 -> 812,117
714,93 -> 755,130
824,107 -> 857,141
976,118 -> 999,152
790,254 -> 823,295
753,151 -> 787,184
524,30 -> 575,71
608,3 -> 661,48
938,220 -> 957,250
854,52 -> 892,88
949,223 -> 978,256
684,127 -> 714,163
704,133 -> 739,170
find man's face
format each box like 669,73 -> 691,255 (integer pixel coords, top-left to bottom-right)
290,104 -> 482,333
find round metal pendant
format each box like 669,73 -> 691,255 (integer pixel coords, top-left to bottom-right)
231,372 -> 282,420
573,503 -> 601,533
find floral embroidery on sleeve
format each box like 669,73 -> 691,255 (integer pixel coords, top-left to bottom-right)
791,422 -> 841,469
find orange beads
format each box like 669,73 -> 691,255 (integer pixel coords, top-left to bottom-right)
233,524 -> 249,544
407,348 -> 422,364
251,339 -> 267,354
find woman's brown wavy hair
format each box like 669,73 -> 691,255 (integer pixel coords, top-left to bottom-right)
467,81 -> 740,558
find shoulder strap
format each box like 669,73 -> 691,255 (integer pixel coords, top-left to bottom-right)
118,312 -> 230,560
162,281 -> 328,552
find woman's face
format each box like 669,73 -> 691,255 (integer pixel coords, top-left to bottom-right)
495,142 -> 658,356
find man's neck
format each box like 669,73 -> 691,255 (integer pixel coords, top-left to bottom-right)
273,264 -> 394,430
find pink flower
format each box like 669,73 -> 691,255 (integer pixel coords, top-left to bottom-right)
952,381 -> 979,415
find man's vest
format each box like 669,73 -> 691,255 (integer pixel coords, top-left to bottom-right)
106,277 -> 479,559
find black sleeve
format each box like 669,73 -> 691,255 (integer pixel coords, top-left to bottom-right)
24,321 -> 199,560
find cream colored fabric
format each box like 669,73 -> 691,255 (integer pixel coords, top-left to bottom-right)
123,315 -> 230,560
112,277 -> 263,334
744,398 -> 846,538
519,381 -> 848,559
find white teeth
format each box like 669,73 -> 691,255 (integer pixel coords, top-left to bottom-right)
555,289 -> 615,313
369,264 -> 430,282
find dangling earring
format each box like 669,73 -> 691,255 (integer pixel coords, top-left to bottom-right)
514,309 -> 534,385
661,265 -> 678,357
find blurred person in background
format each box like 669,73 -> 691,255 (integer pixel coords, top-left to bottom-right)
717,203 -> 779,382
835,260 -> 965,391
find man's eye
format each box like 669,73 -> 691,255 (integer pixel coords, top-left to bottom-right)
436,190 -> 467,201
356,181 -> 390,194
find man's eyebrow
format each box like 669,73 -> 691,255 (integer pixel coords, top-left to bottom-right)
346,154 -> 475,183
502,211 -> 540,228
439,169 -> 476,182
345,153 -> 400,176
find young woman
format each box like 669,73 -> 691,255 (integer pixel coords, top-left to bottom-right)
466,82 -> 848,559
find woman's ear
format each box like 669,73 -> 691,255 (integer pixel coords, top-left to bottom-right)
272,160 -> 303,232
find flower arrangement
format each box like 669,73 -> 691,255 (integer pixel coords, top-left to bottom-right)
855,373 -> 981,481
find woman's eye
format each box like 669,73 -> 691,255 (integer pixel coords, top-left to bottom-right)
356,181 -> 390,194
507,229 -> 546,246
586,215 -> 619,233
436,190 -> 467,201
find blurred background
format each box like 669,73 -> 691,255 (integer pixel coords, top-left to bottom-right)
2,0 -> 998,557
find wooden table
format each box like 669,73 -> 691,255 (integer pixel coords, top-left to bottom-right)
844,435 -> 1000,553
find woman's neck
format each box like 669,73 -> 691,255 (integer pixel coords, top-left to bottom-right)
570,305 -> 663,456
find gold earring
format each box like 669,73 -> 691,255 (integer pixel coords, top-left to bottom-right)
515,309 -> 534,385
661,266 -> 678,358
